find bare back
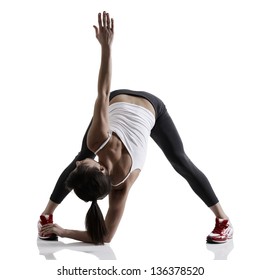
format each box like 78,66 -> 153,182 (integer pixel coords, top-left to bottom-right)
97,94 -> 155,189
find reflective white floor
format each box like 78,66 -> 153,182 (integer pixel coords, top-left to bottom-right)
37,239 -> 117,260
37,238 -> 234,261
206,241 -> 234,260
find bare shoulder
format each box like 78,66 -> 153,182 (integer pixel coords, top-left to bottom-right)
87,96 -> 110,152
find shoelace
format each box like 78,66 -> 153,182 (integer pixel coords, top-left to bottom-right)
41,215 -> 53,225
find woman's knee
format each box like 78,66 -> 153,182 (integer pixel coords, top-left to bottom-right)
170,153 -> 194,175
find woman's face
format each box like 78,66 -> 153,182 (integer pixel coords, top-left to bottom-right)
76,158 -> 107,174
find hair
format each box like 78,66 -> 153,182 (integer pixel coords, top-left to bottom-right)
65,164 -> 111,244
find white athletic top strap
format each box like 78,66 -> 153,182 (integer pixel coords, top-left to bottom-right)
111,172 -> 131,187
94,131 -> 112,154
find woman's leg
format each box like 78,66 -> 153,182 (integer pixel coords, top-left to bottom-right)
151,110 -> 220,208
151,109 -> 233,242
41,200 -> 59,215
210,203 -> 229,219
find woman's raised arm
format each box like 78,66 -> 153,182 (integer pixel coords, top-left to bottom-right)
94,11 -> 114,97
87,11 -> 114,152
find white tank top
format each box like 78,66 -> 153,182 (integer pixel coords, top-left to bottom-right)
95,102 -> 155,186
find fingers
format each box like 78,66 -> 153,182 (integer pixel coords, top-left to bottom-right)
111,18 -> 114,32
93,25 -> 98,36
106,12 -> 114,31
97,11 -> 114,30
106,12 -> 111,29
98,12 -> 102,29
40,224 -> 54,236
103,11 -> 107,27
94,11 -> 114,43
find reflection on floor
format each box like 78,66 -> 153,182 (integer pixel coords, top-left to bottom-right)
37,239 -> 117,260
37,238 -> 234,261
206,239 -> 234,260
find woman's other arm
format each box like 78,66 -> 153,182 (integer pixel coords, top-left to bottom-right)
39,185 -> 130,243
40,174 -> 138,243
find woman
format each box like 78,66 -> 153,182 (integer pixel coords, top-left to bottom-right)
39,11 -> 233,244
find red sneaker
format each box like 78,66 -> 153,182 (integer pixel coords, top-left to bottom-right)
207,218 -> 233,243
38,214 -> 58,241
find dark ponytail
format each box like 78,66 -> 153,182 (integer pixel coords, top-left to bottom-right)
66,164 -> 111,244
86,200 -> 107,244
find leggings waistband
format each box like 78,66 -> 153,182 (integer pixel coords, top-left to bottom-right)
110,89 -> 166,119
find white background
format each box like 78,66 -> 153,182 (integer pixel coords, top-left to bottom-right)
1,0 -> 260,278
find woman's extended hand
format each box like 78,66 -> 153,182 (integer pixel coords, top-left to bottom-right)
40,223 -> 65,238
93,11 -> 114,47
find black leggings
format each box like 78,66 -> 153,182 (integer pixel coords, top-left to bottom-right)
50,89 -> 219,207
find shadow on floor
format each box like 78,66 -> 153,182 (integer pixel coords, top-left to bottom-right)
37,238 -> 116,260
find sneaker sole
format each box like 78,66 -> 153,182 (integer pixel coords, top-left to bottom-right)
38,234 -> 58,241
207,236 -> 232,244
